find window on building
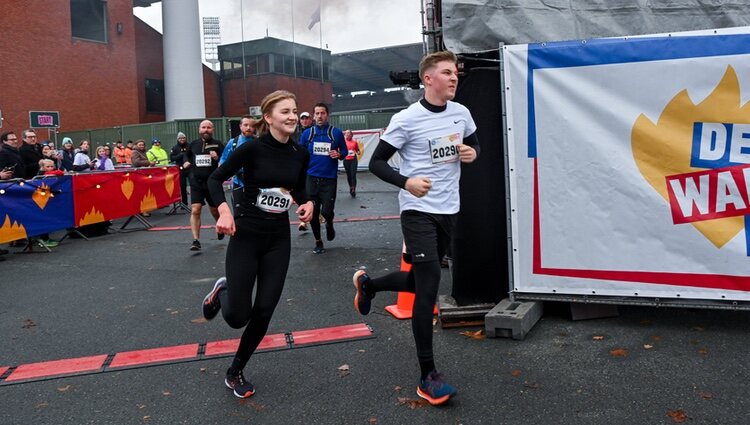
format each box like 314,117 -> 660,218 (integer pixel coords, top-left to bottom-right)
258,54 -> 270,73
283,55 -> 294,76
71,0 -> 108,43
145,79 -> 165,114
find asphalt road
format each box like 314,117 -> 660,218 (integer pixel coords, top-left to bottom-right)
1,172 -> 749,425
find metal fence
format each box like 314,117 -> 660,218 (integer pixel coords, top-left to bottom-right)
330,112 -> 395,131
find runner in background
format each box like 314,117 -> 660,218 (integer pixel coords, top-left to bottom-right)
342,129 -> 360,197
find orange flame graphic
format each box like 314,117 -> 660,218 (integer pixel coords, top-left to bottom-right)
140,189 -> 157,213
165,171 -> 174,197
0,214 -> 27,243
32,183 -> 51,210
121,178 -> 134,200
79,206 -> 106,227
632,65 -> 750,248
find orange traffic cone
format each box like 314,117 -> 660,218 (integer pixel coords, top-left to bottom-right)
384,243 -> 438,320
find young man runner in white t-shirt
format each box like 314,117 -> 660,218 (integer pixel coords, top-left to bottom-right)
351,50 -> 480,405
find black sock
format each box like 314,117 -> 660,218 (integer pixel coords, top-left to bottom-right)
419,359 -> 435,380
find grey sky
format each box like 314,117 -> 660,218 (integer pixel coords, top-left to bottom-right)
134,0 -> 424,61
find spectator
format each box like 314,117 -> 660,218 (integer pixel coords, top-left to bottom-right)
92,146 -> 115,170
114,140 -> 131,165
103,145 -> 112,159
41,144 -> 61,170
60,137 -> 76,171
146,138 -> 169,165
38,159 -> 63,176
19,129 -> 43,179
0,131 -> 25,180
72,140 -> 93,171
130,139 -> 154,168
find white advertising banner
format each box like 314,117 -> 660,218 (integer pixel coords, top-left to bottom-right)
339,129 -> 402,171
504,27 -> 750,302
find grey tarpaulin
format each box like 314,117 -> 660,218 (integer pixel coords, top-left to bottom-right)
442,0 -> 750,53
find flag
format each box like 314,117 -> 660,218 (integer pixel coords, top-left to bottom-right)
308,6 -> 320,30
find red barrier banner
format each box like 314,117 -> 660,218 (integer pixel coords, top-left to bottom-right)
72,167 -> 181,227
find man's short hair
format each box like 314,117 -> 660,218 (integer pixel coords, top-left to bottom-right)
419,50 -> 458,80
1,131 -> 15,143
313,102 -> 329,114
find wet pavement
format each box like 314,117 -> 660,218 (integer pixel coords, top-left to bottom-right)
1,172 -> 749,425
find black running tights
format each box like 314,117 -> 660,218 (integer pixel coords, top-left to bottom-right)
366,260 -> 442,365
218,225 -> 291,371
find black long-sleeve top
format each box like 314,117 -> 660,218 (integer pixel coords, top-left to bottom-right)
208,132 -> 310,231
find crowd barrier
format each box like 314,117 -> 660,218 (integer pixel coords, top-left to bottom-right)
0,167 -> 181,244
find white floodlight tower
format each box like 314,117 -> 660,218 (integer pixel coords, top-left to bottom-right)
202,17 -> 221,71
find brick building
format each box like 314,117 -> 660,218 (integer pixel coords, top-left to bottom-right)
0,1 -> 333,135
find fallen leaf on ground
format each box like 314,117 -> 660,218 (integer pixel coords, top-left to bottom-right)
57,385 -> 71,392
609,348 -> 629,357
143,416 -> 151,422
692,326 -> 705,332
368,417 -> 378,424
459,329 -> 486,340
698,348 -> 709,356
511,370 -> 522,377
338,364 -> 350,377
36,402 -> 49,409
697,391 -> 714,400
22,319 -> 37,329
651,335 -> 662,342
592,335 -> 604,341
558,331 -> 569,337
393,386 -> 402,392
162,391 -> 171,396
643,344 -> 653,349
358,349 -> 366,353
239,399 -> 267,412
397,397 -> 428,409
190,318 -> 208,324
666,409 -> 688,423
199,368 -> 207,373
523,381 -> 541,389
137,404 -> 146,409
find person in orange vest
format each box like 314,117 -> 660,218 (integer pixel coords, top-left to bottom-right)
113,140 -> 131,165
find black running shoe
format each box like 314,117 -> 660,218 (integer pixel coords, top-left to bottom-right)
326,222 -> 336,241
352,269 -> 373,315
202,277 -> 226,320
190,239 -> 201,251
313,241 -> 325,254
225,369 -> 255,398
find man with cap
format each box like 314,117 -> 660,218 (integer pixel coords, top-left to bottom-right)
296,111 -> 315,232
60,137 -> 76,171
146,138 -> 169,166
170,132 -> 191,206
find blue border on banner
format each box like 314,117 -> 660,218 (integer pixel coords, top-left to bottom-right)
526,33 -> 750,158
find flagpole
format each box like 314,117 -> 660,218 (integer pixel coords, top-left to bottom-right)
291,0 -> 297,80
318,0 -> 324,98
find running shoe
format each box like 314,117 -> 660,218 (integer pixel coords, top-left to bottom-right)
313,241 -> 325,254
39,239 -> 59,248
202,277 -> 226,320
352,269 -> 373,315
326,222 -> 336,241
190,239 -> 201,251
298,222 -> 308,232
225,369 -> 255,398
417,371 -> 456,405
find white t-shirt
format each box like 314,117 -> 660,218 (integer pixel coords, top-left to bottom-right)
381,100 -> 477,214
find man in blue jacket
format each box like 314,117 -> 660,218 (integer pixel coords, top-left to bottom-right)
299,103 -> 346,254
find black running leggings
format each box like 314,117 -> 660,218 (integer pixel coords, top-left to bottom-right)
218,220 -> 291,371
366,260 -> 442,365
343,158 -> 357,189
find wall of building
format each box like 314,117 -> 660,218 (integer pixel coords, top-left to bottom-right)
222,76 -> 333,116
0,1 -> 141,134
134,18 -> 222,122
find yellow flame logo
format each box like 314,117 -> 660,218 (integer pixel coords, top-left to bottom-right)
121,178 -> 134,200
632,66 -> 750,248
357,141 -> 365,161
140,189 -> 157,213
164,171 -> 174,197
79,207 -> 106,226
0,215 -> 27,243
32,183 -> 51,210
